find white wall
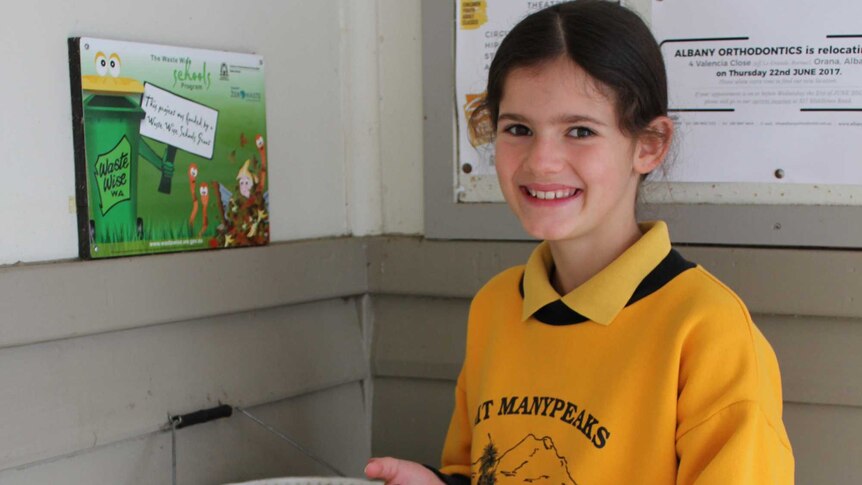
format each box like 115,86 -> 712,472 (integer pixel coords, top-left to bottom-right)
317,0 -> 425,237
377,0 -> 425,235
0,0 -> 424,265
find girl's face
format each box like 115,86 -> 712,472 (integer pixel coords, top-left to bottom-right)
494,57 -> 662,245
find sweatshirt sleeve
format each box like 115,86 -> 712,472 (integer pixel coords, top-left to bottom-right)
674,276 -> 794,484
675,400 -> 794,484
439,370 -> 472,477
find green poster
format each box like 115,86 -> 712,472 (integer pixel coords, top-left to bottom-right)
69,37 -> 269,259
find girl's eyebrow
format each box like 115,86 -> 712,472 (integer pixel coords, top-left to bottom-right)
497,112 -> 607,126
555,114 -> 607,126
497,113 -> 527,123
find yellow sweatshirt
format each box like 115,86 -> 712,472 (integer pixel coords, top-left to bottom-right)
439,221 -> 794,484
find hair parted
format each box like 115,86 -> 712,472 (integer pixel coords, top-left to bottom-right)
471,0 -> 668,140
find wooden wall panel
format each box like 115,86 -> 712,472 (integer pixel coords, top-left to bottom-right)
0,382 -> 370,484
366,237 -> 532,298
677,246 -> 862,318
784,402 -> 862,485
0,299 -> 367,472
371,295 -> 467,380
371,377 -> 455,467
757,314 -> 862,407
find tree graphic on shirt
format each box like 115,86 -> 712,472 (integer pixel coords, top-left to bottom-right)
477,434 -> 498,485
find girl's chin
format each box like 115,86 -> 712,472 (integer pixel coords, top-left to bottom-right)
519,220 -> 579,241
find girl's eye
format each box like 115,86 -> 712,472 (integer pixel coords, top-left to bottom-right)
503,124 -> 532,136
568,127 -> 595,138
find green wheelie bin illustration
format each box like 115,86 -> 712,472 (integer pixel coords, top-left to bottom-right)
81,53 -> 175,248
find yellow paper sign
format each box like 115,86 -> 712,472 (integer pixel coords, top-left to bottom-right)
460,0 -> 488,30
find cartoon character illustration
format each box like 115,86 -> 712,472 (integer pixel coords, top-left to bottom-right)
255,134 -> 267,190
213,142 -> 269,247
198,182 -> 209,238
238,161 -> 254,198
188,163 -> 199,228
83,52 -> 140,93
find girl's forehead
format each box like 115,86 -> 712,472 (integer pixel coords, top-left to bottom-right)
500,59 -> 616,115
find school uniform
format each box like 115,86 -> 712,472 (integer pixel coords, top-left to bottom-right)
434,221 -> 794,484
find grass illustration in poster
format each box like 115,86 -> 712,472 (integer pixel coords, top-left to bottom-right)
69,37 -> 269,259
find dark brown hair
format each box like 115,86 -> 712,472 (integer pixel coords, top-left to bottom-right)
472,0 -> 667,139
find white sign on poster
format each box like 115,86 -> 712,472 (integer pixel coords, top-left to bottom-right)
652,0 -> 862,185
140,82 -> 219,159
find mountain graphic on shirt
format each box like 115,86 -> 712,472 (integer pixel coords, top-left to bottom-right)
472,433 -> 578,484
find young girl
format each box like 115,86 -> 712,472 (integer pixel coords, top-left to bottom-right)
366,1 -> 794,483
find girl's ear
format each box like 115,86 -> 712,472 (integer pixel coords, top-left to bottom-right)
633,116 -> 674,175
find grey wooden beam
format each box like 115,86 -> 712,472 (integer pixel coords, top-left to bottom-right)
0,238 -> 367,349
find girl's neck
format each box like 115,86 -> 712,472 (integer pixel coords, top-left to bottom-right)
547,218 -> 643,295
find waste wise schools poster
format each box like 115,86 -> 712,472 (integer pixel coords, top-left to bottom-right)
653,0 -> 862,185
455,0 -> 561,202
69,37 -> 269,259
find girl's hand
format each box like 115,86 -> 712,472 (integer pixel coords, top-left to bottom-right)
364,457 -> 444,485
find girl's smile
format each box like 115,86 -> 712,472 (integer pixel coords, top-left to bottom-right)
520,184 -> 582,204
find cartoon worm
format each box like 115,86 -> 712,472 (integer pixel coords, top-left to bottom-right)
188,164 -> 199,228
255,134 -> 267,191
198,183 -> 209,239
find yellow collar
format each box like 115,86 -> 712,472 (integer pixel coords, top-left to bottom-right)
521,221 -> 672,325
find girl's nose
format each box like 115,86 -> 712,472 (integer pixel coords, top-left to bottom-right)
524,136 -> 565,175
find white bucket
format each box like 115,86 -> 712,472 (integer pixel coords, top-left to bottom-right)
224,478 -> 381,485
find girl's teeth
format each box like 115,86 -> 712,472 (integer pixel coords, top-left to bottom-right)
527,188 -> 577,200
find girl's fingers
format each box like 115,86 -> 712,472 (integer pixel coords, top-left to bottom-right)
365,456 -> 399,480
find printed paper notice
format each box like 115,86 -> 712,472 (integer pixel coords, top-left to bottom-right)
653,0 -> 862,184
141,83 -> 218,159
